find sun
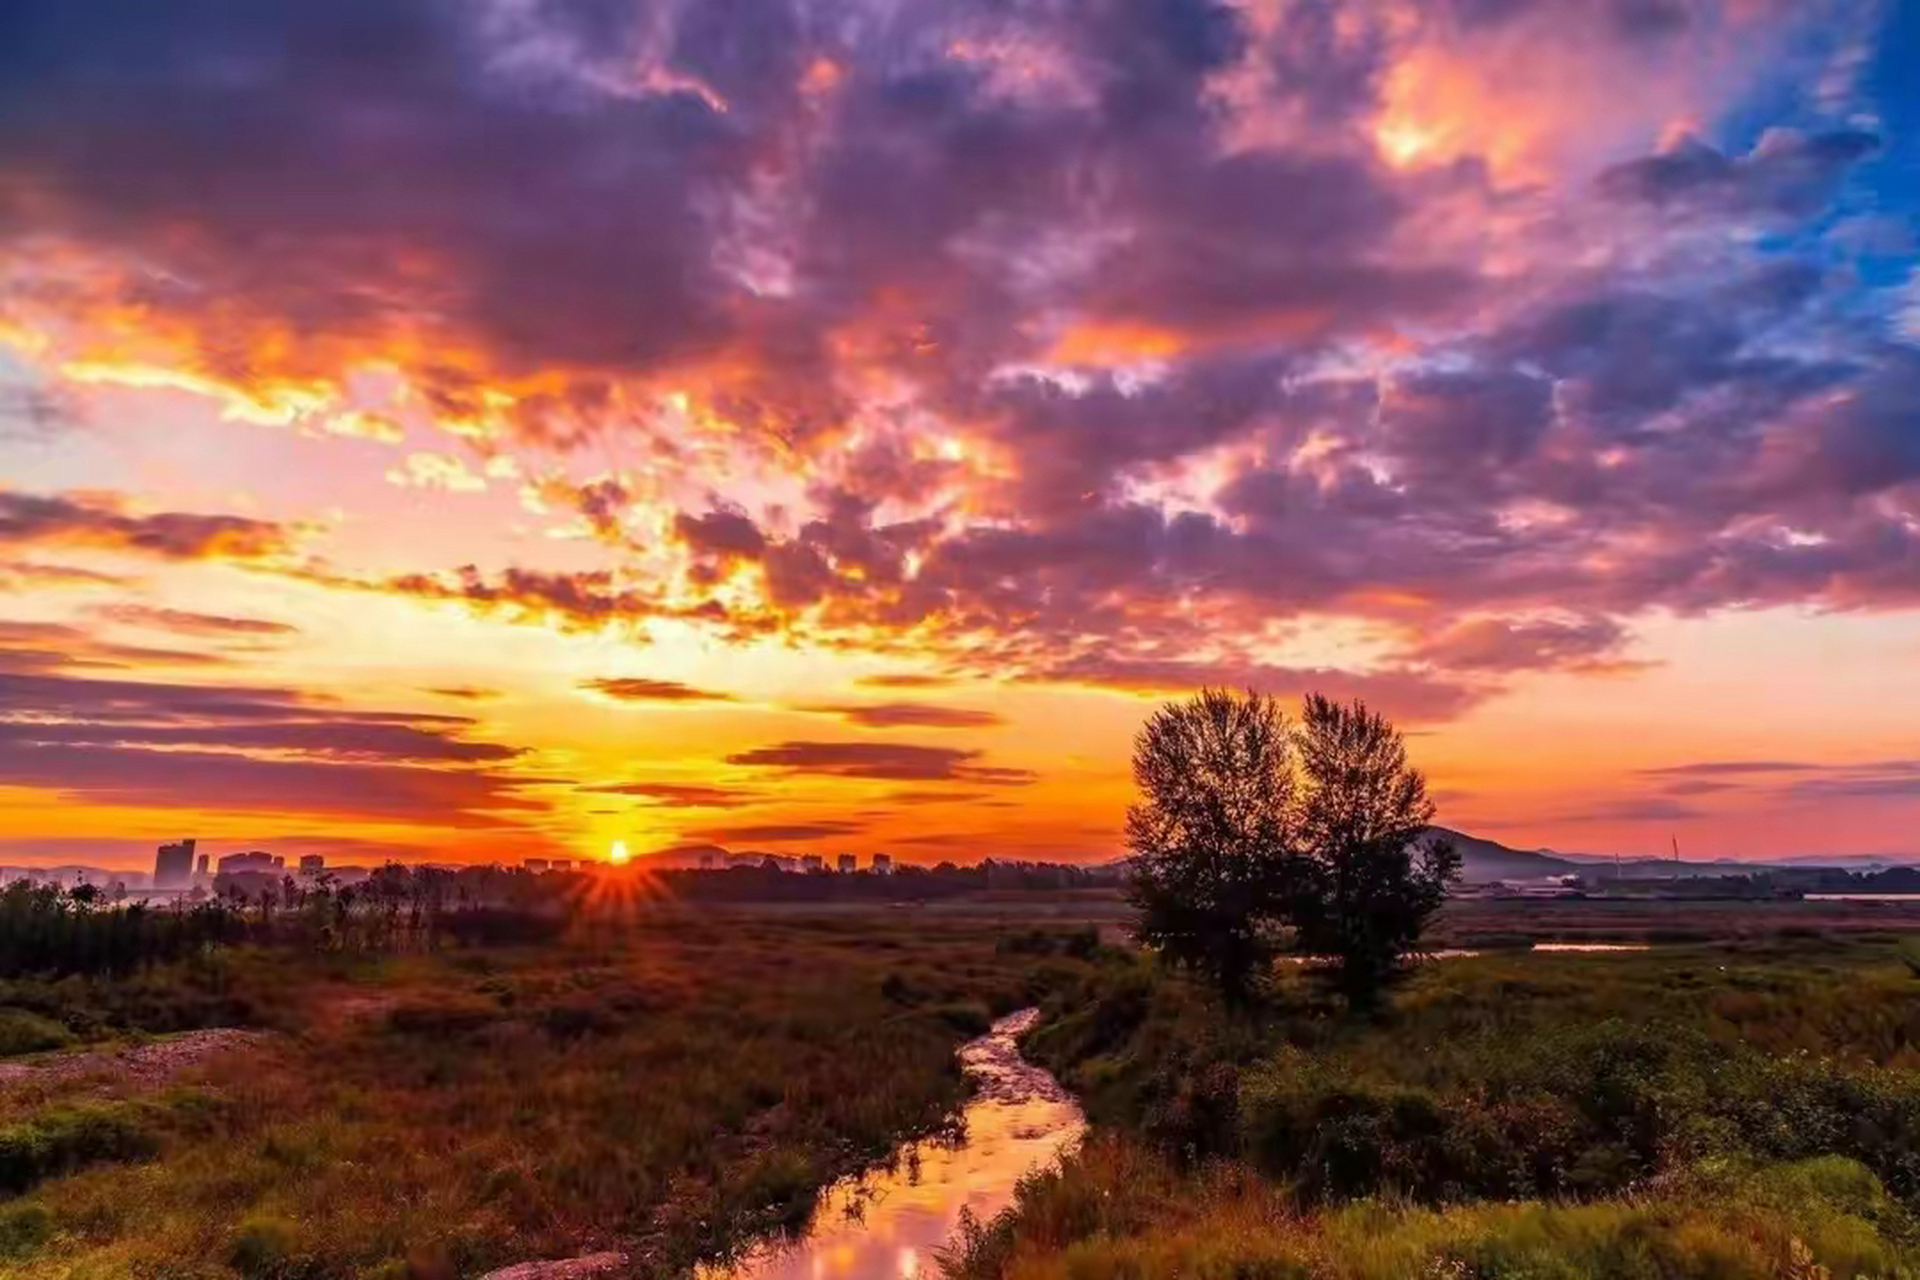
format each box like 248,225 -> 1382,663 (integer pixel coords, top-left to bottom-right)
608,839 -> 631,866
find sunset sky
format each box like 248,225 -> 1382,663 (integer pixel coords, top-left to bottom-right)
2,0 -> 1918,870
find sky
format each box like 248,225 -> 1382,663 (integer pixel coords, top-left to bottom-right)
0,0 -> 1917,871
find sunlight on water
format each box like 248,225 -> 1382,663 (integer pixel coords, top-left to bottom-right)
704,1009 -> 1085,1280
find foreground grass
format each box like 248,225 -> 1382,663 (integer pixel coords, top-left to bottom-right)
0,913 -> 1096,1277
945,1135 -> 1916,1279
948,937 -> 1920,1277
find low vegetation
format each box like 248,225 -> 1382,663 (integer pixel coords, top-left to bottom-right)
945,1136 -> 1913,1280
0,912 -> 1098,1277
951,937 -> 1920,1276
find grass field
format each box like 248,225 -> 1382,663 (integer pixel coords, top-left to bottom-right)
11,895 -> 1920,1278
754,888 -> 1920,949
0,912 -> 1100,1278
950,935 -> 1920,1278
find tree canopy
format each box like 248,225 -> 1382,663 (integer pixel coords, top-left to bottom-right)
1125,688 -> 1459,1006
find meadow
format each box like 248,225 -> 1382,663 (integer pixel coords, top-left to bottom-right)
0,909 -> 1100,1278
11,885 -> 1920,1279
950,935 -> 1920,1278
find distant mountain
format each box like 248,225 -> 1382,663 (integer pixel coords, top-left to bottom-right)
1425,827 -> 1579,883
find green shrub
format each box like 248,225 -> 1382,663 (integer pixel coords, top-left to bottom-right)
0,1101 -> 164,1194
933,1000 -> 993,1036
0,1202 -> 53,1258
0,1008 -> 74,1056
733,1147 -> 820,1232
227,1212 -> 304,1278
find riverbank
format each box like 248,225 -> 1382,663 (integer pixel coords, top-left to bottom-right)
951,935 -> 1920,1277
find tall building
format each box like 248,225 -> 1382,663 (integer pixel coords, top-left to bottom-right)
838,853 -> 857,873
153,838 -> 196,890
217,850 -> 278,874
524,858 -> 550,873
194,853 -> 209,879
298,854 -> 325,874
801,854 -> 824,873
872,853 -> 893,875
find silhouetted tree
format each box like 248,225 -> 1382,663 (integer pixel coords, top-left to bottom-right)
1285,693 -> 1459,1008
1125,687 -> 1297,1002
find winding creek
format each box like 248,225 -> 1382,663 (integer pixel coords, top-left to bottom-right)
705,1008 -> 1085,1280
700,944 -> 1654,1279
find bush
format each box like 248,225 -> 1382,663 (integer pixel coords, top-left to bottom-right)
0,1101 -> 164,1194
0,1008 -> 74,1057
933,1000 -> 993,1036
227,1212 -> 306,1278
0,1203 -> 52,1258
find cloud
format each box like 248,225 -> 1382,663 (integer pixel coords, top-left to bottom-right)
0,660 -> 537,825
0,560 -> 129,590
374,565 -> 661,631
0,0 -> 1913,741
1767,760 -> 1920,801
0,718 -> 515,764
800,701 -> 1004,728
580,677 -> 737,703
425,686 -> 499,701
882,790 -> 990,805
1636,758 -> 1920,804
0,0 -> 751,408
856,673 -> 958,689
0,621 -> 232,671
1548,798 -> 1705,824
1410,616 -> 1637,674
685,821 -> 862,843
578,781 -> 759,808
1640,760 -> 1819,776
1035,653 -> 1483,724
1598,128 -> 1880,220
675,509 -> 767,561
93,604 -> 296,637
724,741 -> 1036,785
0,490 -> 294,561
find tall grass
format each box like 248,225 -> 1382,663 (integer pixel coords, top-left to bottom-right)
943,1134 -> 1916,1280
951,938 -> 1920,1277
0,915 -> 1098,1277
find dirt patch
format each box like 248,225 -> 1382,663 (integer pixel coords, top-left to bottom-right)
0,1028 -> 267,1093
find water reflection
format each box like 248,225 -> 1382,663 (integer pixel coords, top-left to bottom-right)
1281,942 -> 1652,964
1532,942 -> 1650,952
706,1009 -> 1085,1280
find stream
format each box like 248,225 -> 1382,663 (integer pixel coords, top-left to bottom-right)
700,947 -> 1654,1279
705,1008 -> 1084,1280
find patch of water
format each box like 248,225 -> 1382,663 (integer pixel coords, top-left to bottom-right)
705,1008 -> 1084,1280
1280,942 -> 1652,965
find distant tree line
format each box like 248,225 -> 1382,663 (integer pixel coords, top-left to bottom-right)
0,882 -> 243,978
658,859 -> 1119,903
0,855 -> 1126,978
0,866 -> 579,977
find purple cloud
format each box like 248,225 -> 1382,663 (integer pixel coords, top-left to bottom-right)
724,741 -> 1035,785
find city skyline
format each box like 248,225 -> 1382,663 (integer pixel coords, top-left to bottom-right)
3,1 -> 1920,868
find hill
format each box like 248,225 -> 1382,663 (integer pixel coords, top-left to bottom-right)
1426,826 -> 1579,883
